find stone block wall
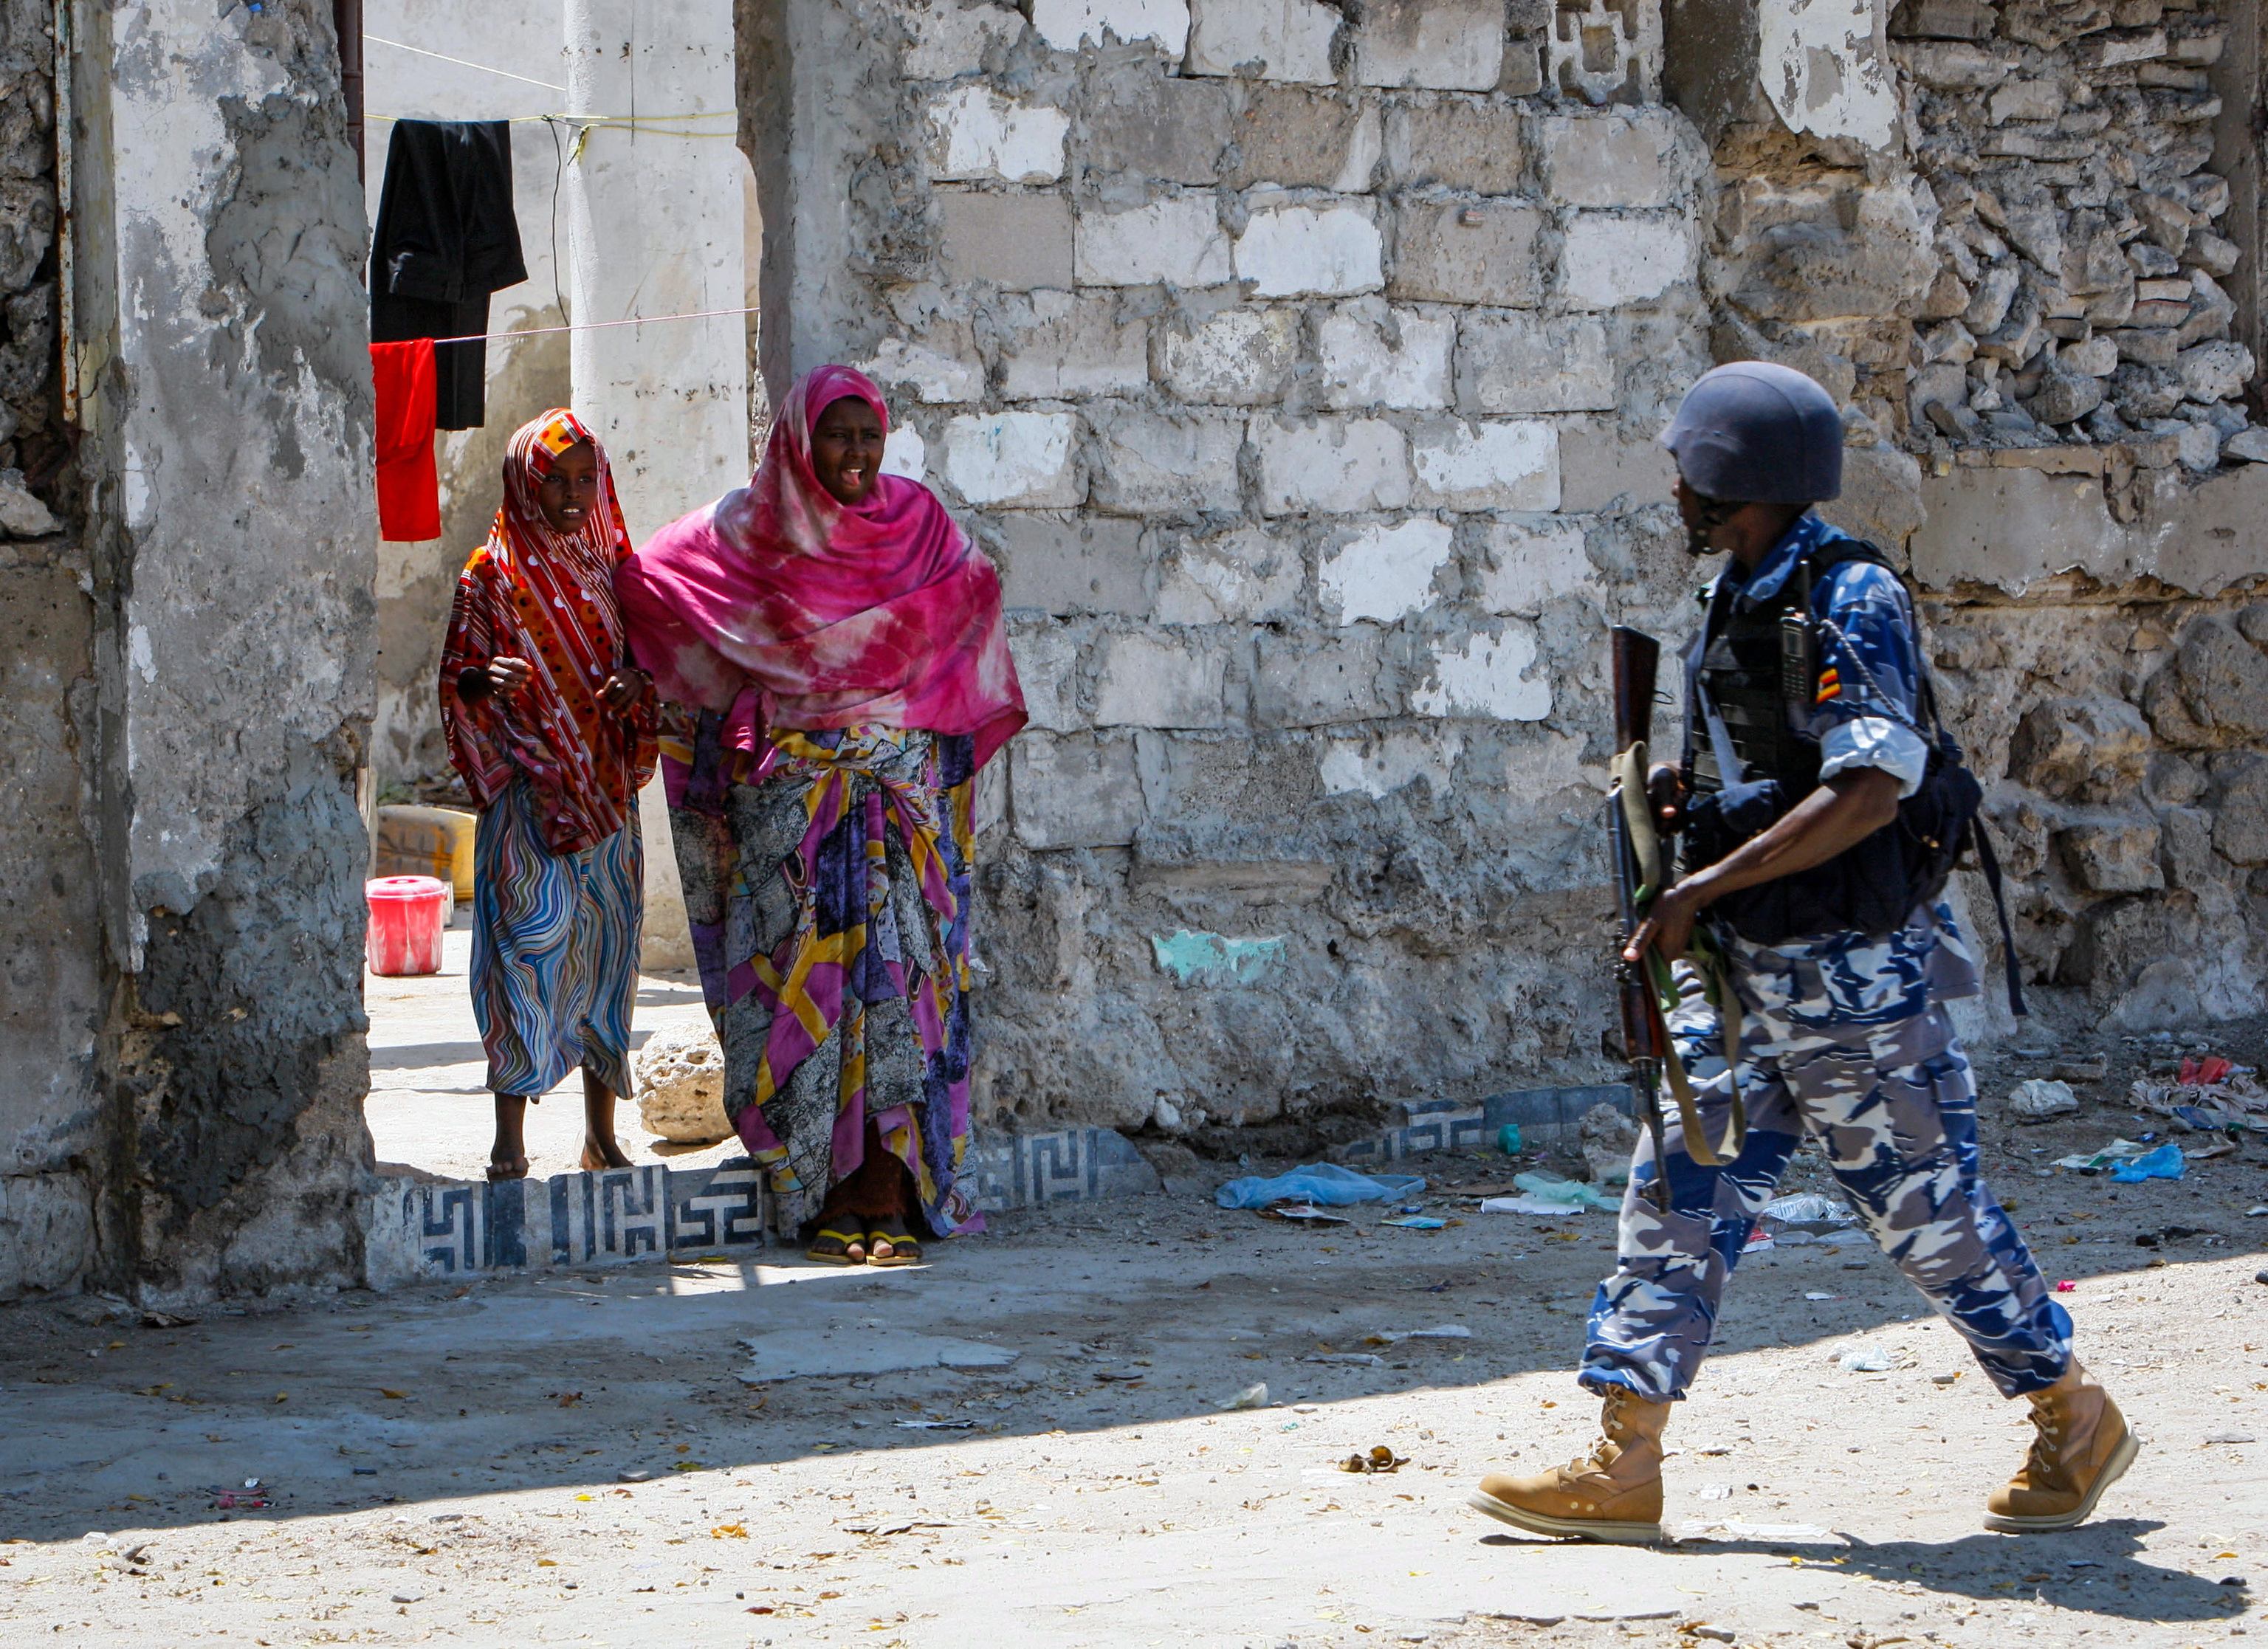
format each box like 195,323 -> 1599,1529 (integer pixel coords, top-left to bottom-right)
743,0 -> 1730,1146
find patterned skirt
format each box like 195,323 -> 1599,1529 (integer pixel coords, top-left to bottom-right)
470,777 -> 644,1098
667,717 -> 980,1239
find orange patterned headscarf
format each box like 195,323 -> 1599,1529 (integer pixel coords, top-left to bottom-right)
438,410 -> 657,853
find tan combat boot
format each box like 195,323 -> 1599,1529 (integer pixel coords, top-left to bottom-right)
1985,1363 -> 2139,1532
1467,1385 -> 1668,1544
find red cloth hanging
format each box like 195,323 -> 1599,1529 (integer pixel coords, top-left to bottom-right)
372,339 -> 440,541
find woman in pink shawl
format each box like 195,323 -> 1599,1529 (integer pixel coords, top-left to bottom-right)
617,365 -> 1024,1264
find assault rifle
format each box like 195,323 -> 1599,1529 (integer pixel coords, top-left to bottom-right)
1609,625 -> 1674,1213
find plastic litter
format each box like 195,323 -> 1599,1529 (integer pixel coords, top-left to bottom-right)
1482,1195 -> 1590,1216
1214,1163 -> 1425,1210
1258,1204 -> 1351,1225
1381,1216 -> 1450,1230
2007,1078 -> 2079,1121
1760,1192 -> 1857,1229
1220,1382 -> 1270,1411
1838,1347 -> 1897,1373
1680,1518 -> 1843,1545
894,1419 -> 975,1431
1742,1230 -> 1776,1254
1698,1483 -> 1733,1501
1305,1352 -> 1384,1366
2055,1138 -> 2154,1173
1484,1171 -> 1618,1213
2109,1142 -> 2186,1182
2247,1205 -> 2268,1218
1497,1123 -> 1523,1154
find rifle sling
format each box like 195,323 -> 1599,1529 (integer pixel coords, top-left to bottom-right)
1614,742 -> 1748,1168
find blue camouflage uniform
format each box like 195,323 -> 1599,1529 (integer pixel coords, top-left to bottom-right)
1581,512 -> 2074,1404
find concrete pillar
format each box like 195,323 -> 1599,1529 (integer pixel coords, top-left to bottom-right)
563,0 -> 751,972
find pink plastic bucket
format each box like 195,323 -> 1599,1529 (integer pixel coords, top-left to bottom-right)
366,875 -> 450,977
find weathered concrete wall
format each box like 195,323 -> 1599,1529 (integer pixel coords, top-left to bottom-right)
56,0 -> 378,1304
0,0 -> 100,1298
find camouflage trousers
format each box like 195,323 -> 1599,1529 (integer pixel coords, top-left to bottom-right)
1580,959 -> 2073,1404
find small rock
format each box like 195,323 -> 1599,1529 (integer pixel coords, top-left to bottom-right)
2008,1078 -> 2079,1120
632,1022 -> 730,1144
2177,339 -> 2255,402
2255,1268 -> 2268,1286
2221,427 -> 2268,464
2050,1055 -> 2109,1083
0,469 -> 58,538
2024,371 -> 2104,426
2172,418 -> 2221,472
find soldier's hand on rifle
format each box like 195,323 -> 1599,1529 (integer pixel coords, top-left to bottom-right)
1623,881 -> 1704,968
1646,762 -> 1685,834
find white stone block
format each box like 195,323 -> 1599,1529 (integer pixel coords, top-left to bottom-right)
882,425 -> 929,483
1457,312 -> 1615,413
1033,0 -> 1191,55
925,86 -> 1071,184
1154,525 -> 1305,623
1353,0 -> 1504,91
904,1 -> 1027,80
1185,0 -> 1340,83
1157,306 -> 1302,404
944,410 -> 1082,506
860,337 -> 983,404
1316,300 -> 1454,410
1234,204 -> 1384,299
1560,214 -> 1696,309
1760,0 -> 1899,151
1412,623 -> 1552,721
1093,631 -> 1230,728
1477,518 -> 1595,614
1411,419 -> 1561,512
1076,196 -> 1232,287
1089,406 -> 1245,513
1319,517 -> 1454,624
998,291 -> 1151,399
1319,729 -> 1464,798
1007,622 -> 1085,732
1251,416 -> 1412,515
1539,113 -> 1676,210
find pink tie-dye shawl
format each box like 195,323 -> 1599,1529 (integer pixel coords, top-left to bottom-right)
616,365 -> 1025,793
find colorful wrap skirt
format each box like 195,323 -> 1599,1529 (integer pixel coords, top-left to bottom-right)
667,716 -> 980,1238
470,777 -> 644,1098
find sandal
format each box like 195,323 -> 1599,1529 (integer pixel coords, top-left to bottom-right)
866,1222 -> 922,1267
805,1226 -> 868,1266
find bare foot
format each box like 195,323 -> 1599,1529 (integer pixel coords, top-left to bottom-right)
487,1155 -> 529,1182
580,1135 -> 635,1171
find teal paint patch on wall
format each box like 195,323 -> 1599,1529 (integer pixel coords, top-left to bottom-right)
1149,929 -> 1288,988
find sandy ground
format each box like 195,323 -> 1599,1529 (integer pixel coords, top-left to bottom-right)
7,982 -> 2265,1645
363,921 -> 729,1184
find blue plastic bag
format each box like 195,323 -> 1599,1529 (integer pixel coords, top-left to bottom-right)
2109,1142 -> 2185,1183
1214,1163 -> 1426,1210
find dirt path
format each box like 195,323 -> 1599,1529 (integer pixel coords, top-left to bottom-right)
4,1030 -> 2264,1646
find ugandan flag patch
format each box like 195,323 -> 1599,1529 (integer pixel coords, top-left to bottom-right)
1815,667 -> 1841,705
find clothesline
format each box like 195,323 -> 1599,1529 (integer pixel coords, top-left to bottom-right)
366,112 -> 735,134
422,303 -> 760,347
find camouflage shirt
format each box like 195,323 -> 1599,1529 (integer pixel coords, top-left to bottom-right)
1688,511 -> 1981,1024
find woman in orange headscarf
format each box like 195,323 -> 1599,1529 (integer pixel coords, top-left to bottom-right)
439,409 -> 657,1181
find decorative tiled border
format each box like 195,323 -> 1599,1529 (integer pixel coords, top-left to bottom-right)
361,1130 -> 1161,1286
1332,1084 -> 1638,1166
363,1160 -> 768,1287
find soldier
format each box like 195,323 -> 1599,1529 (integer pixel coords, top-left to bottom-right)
1468,362 -> 2134,1544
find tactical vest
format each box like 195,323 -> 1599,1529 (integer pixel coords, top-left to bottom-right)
1684,540 -> 1885,805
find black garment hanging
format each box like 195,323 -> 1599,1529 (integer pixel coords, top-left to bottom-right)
368,120 -> 527,430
